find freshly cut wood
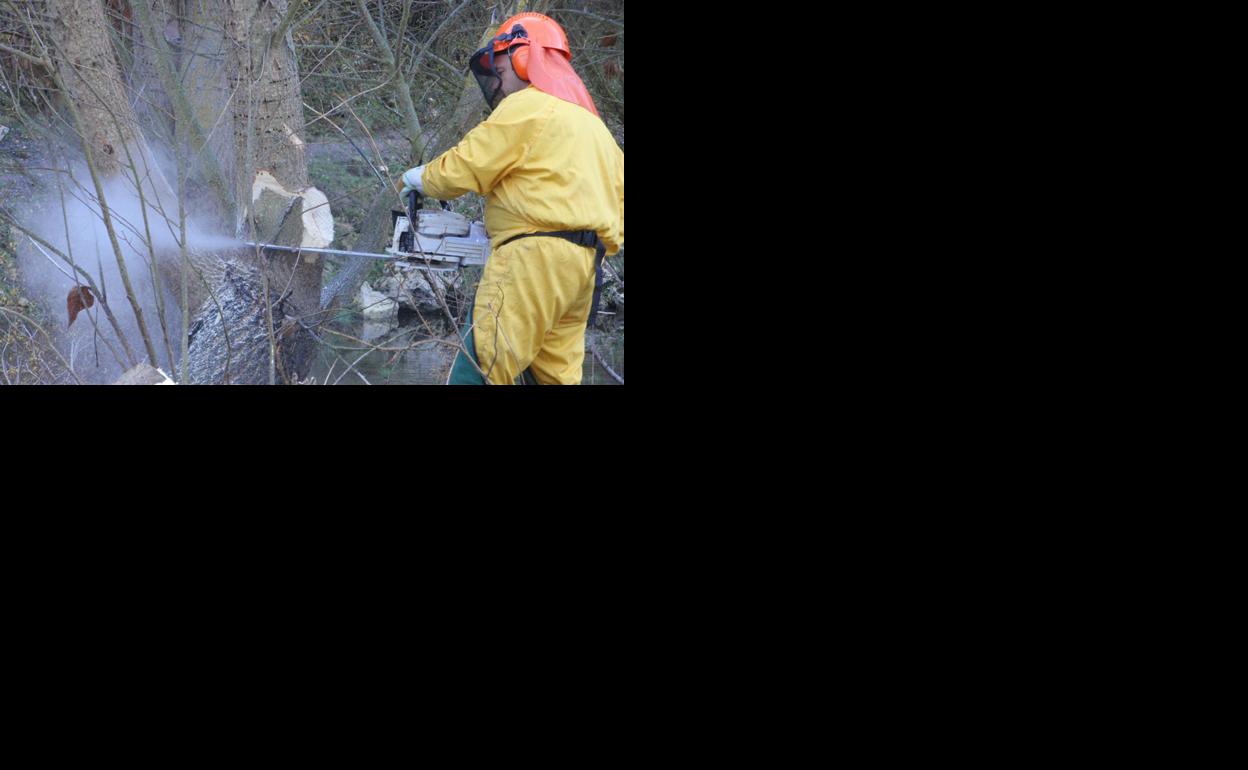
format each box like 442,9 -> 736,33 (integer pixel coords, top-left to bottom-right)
249,170 -> 334,249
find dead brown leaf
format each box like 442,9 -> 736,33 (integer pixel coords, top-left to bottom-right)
67,286 -> 95,328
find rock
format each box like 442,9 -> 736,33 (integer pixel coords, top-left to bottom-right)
114,363 -> 175,385
375,262 -> 446,315
360,320 -> 397,343
357,281 -> 398,321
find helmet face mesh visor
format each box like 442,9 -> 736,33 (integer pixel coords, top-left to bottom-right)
469,46 -> 506,110
467,25 -> 529,111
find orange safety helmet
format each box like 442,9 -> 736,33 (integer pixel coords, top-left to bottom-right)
468,12 -> 599,116
490,12 -> 570,81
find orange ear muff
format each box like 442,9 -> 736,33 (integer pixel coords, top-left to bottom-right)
510,43 -> 530,81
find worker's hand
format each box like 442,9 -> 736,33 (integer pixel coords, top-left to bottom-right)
400,165 -> 425,201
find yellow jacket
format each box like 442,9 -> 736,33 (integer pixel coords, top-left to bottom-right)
422,86 -> 624,256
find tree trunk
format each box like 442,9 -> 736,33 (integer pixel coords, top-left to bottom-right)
128,0 -> 176,145
131,0 -> 236,230
183,257 -> 299,385
182,0 -> 321,383
44,0 -> 184,372
226,0 -> 320,315
45,0 -> 148,181
42,0 -> 239,298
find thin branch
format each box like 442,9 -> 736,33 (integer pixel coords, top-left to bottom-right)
0,307 -> 84,384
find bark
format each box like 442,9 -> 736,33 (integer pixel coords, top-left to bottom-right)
184,258 -> 303,384
127,0 -> 175,141
226,0 -> 320,317
41,0 -> 243,373
132,0 -> 235,226
180,0 -> 321,383
44,0 -> 178,369
45,0 -> 148,181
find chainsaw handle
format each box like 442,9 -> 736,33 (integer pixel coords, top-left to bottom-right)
407,188 -> 420,223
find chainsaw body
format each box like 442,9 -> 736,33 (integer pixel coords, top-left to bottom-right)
386,205 -> 490,269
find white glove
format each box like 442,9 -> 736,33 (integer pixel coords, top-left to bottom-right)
400,165 -> 425,200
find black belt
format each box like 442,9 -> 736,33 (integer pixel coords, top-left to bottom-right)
498,230 -> 609,326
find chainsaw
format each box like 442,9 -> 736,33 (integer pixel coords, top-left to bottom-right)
244,191 -> 489,273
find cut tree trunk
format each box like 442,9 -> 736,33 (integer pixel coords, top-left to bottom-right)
181,0 -> 324,383
226,0 -> 321,318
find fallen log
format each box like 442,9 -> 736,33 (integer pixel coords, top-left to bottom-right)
180,171 -> 332,384
184,260 -> 315,384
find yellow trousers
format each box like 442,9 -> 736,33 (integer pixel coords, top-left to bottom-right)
471,236 -> 596,385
